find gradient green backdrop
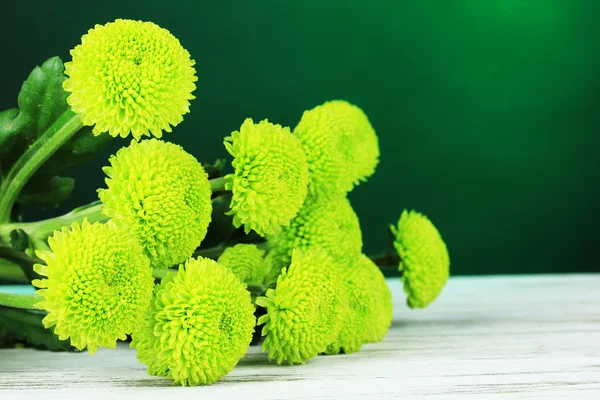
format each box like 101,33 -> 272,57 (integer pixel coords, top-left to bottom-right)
1,1 -> 598,275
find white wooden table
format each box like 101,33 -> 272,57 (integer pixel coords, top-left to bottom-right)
1,274 -> 599,399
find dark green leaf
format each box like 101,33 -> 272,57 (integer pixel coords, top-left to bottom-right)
0,108 -> 20,157
9,229 -> 29,252
0,57 -> 69,171
18,176 -> 74,209
0,306 -> 73,351
0,57 -> 112,209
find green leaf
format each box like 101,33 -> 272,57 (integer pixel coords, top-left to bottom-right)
0,57 -> 111,209
9,229 -> 29,252
18,176 -> 74,209
0,108 -> 20,153
0,57 -> 70,169
0,307 -> 73,351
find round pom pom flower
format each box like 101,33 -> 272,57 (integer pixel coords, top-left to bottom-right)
326,254 -> 392,354
131,257 -> 255,386
63,19 -> 197,139
32,220 -> 153,354
391,210 -> 450,309
224,118 -> 309,236
256,248 -> 347,364
360,255 -> 394,343
217,243 -> 269,285
294,100 -> 379,197
267,194 -> 362,273
98,139 -> 212,269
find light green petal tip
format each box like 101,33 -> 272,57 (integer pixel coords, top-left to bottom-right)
32,221 -> 154,353
224,118 -> 309,237
259,248 -> 346,364
217,243 -> 270,285
63,19 -> 197,139
392,210 -> 450,309
131,256 -> 255,386
266,194 -> 363,272
98,139 -> 212,269
294,100 -> 379,197
326,254 -> 392,353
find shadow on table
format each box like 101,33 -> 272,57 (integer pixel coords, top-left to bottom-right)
236,351 -> 278,367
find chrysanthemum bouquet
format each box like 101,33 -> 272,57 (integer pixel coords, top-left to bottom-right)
0,19 -> 450,386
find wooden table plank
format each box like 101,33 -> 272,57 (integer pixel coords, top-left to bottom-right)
1,274 -> 599,399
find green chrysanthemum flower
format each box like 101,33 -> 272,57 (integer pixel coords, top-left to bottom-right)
294,100 -> 379,197
267,194 -> 363,273
98,139 -> 212,269
32,220 -> 153,354
224,118 -> 309,236
326,254 -> 392,353
217,243 -> 270,285
63,19 -> 197,139
131,257 -> 255,386
256,248 -> 346,364
391,210 -> 450,309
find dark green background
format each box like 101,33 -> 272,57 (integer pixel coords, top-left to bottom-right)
1,1 -> 598,275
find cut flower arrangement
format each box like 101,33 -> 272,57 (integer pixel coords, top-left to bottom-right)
0,19 -> 450,386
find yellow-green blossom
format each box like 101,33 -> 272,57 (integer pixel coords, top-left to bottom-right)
362,256 -> 393,343
391,210 -> 450,309
294,100 -> 379,197
224,118 -> 309,236
63,19 -> 197,139
267,194 -> 363,274
131,257 -> 255,386
98,139 -> 212,269
327,254 -> 392,354
217,243 -> 270,285
256,248 -> 347,364
32,220 -> 153,354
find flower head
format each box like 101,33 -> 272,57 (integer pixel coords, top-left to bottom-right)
217,243 -> 269,285
391,210 -> 450,308
294,100 -> 379,197
98,139 -> 212,269
267,194 -> 362,273
63,19 -> 197,139
32,220 -> 153,354
224,118 -> 309,236
131,257 -> 255,386
256,248 -> 346,364
326,254 -> 392,353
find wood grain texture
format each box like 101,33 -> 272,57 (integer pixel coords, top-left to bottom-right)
0,274 -> 598,399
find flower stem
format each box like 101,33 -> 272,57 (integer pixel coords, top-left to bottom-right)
0,112 -> 84,223
0,201 -> 106,244
209,176 -> 226,192
0,291 -> 41,310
